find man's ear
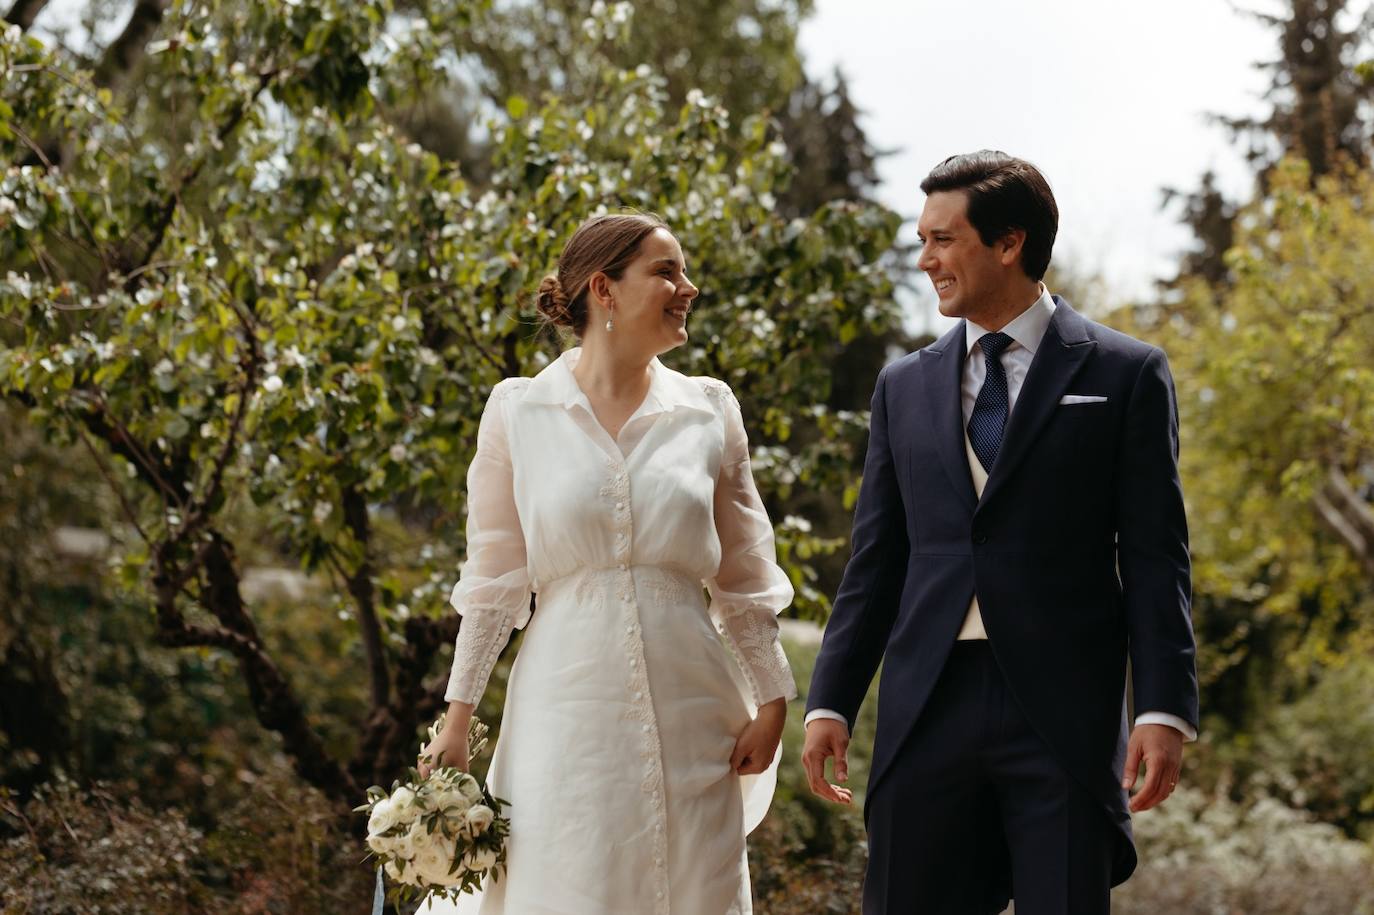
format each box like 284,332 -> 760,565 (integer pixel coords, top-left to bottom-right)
998,228 -> 1027,269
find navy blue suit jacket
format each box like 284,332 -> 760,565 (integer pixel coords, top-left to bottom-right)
807,298 -> 1199,883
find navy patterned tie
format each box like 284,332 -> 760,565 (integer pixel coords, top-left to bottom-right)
967,332 -> 1014,474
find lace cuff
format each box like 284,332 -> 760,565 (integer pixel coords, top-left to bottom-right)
717,608 -> 798,706
444,608 -> 517,705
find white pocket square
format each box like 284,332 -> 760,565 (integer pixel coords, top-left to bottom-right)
1059,394 -> 1108,404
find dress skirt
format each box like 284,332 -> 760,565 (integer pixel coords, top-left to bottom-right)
425,564 -> 779,915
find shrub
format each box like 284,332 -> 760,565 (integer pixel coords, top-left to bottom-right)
1116,786 -> 1374,915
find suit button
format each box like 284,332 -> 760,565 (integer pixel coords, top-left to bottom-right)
973,532 -> 988,545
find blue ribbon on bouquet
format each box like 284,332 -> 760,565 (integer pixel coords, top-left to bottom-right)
372,866 -> 386,915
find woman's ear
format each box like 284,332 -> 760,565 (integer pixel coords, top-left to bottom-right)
587,271 -> 613,308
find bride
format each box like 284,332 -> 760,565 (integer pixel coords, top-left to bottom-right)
418,212 -> 797,914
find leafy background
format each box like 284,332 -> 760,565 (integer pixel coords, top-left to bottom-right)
2,0 -> 1373,911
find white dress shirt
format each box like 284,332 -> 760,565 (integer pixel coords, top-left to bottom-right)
807,287 -> 1196,741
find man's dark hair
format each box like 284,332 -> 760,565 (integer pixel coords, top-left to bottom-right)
919,151 -> 1058,281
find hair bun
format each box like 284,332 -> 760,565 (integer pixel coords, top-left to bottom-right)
535,274 -> 573,327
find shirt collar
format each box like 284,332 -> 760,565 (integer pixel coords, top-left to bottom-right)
964,284 -> 1057,356
521,347 -> 716,417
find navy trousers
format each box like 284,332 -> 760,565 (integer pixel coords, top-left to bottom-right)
863,641 -> 1115,915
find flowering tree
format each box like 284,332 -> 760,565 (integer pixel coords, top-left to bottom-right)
1,0 -> 899,805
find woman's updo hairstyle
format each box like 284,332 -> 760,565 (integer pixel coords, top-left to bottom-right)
536,212 -> 669,336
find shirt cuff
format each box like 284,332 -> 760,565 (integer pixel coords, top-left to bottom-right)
804,708 -> 849,732
1135,711 -> 1197,742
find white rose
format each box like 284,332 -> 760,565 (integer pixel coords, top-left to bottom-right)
367,832 -> 394,855
367,797 -> 399,836
465,805 -> 494,835
390,786 -> 417,811
464,846 -> 498,871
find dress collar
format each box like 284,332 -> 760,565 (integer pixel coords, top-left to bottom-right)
521,347 -> 716,417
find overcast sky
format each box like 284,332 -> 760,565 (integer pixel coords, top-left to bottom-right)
797,0 -> 1279,333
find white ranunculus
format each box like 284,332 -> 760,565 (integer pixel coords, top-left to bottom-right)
407,816 -> 434,850
368,797 -> 399,836
465,805 -> 494,835
464,846 -> 498,871
437,790 -> 472,820
392,829 -> 416,859
414,838 -> 458,885
384,857 -> 412,883
456,774 -> 483,804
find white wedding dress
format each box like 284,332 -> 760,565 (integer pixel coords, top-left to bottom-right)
421,348 -> 797,915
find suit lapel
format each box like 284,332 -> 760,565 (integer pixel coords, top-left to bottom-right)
977,298 -> 1096,511
920,322 -> 978,512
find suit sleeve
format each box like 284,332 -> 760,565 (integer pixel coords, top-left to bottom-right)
1115,348 -> 1199,732
805,365 -> 910,730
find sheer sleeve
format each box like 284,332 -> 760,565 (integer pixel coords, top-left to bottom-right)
444,381 -> 533,705
704,381 -> 798,706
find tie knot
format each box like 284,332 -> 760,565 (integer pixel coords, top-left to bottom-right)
979,332 -> 1013,358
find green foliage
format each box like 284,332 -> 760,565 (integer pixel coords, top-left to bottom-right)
458,0 -> 812,123
749,636 -> 873,913
1129,160 -> 1374,698
0,0 -> 898,630
1249,656 -> 1374,837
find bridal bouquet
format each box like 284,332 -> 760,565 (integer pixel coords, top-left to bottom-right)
358,714 -> 510,904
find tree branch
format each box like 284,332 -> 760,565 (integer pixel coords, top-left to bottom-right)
1314,465 -> 1374,579
176,301 -> 260,547
350,613 -> 459,790
3,0 -> 48,31
341,484 -> 391,711
151,531 -> 361,806
121,70 -> 274,294
67,384 -> 359,807
92,0 -> 168,95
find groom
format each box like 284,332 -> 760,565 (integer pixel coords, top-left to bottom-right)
803,151 -> 1199,914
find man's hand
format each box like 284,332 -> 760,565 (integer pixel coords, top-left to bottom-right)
802,718 -> 854,805
1121,723 -> 1184,812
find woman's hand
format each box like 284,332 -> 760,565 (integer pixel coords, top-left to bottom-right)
418,701 -> 474,778
730,697 -> 787,776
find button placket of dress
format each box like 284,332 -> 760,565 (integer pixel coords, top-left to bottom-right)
600,458 -> 671,913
